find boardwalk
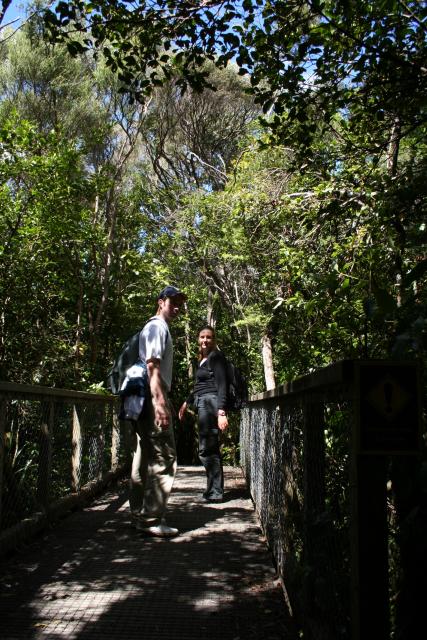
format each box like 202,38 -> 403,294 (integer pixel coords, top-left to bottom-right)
0,466 -> 297,640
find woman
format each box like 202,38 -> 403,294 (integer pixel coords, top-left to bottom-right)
179,325 -> 228,502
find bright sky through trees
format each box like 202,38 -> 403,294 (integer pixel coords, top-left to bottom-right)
1,0 -> 25,24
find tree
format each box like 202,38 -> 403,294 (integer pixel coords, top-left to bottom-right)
169,114 -> 427,389
43,1 -> 427,357
44,1 -> 426,134
138,63 -> 258,191
0,19 -> 157,386
0,115 -> 95,384
0,0 -> 14,27
3,0 -> 426,393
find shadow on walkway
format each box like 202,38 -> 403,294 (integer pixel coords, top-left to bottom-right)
0,466 -> 297,639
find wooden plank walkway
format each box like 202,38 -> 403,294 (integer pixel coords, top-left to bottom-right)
0,466 -> 297,640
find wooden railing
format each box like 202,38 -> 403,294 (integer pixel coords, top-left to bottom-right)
240,359 -> 424,640
0,382 -> 131,556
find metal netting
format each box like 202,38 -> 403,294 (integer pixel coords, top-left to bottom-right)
1,398 -> 42,530
0,387 -> 129,534
240,392 -> 353,639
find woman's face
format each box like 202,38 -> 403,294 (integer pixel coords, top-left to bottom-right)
199,329 -> 216,356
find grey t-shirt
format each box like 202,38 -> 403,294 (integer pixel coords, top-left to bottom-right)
139,317 -> 173,391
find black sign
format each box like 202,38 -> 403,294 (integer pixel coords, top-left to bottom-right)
357,361 -> 421,454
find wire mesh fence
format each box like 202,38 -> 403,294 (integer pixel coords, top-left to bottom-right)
0,383 -> 131,548
240,394 -> 352,639
239,360 -> 425,640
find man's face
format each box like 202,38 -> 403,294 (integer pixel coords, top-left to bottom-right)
158,295 -> 184,322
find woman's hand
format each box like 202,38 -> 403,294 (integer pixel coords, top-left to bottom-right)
178,401 -> 187,422
218,414 -> 228,431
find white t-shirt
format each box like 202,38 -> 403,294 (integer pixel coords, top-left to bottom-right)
139,317 -> 173,391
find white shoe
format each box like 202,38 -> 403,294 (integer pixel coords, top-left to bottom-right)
137,522 -> 179,537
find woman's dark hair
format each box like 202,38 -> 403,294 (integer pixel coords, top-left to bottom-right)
198,325 -> 216,361
198,324 -> 216,337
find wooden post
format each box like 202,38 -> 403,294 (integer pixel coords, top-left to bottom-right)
350,455 -> 389,640
0,398 -> 7,529
71,404 -> 82,492
37,401 -> 54,508
350,360 -> 421,640
97,405 -> 105,480
111,408 -> 120,472
303,399 -> 326,639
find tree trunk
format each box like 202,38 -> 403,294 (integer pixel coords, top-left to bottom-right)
262,332 -> 276,390
206,288 -> 216,327
184,312 -> 194,379
387,116 -> 401,177
75,281 -> 83,371
387,116 -> 404,308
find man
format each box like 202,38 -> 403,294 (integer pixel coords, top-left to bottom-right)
129,285 -> 187,537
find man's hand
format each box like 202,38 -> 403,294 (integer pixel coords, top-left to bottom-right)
154,401 -> 171,430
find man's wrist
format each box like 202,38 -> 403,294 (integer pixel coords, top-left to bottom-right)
218,410 -> 226,416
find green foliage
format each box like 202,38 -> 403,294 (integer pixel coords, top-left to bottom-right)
0,1 -> 425,421
43,1 -> 426,157
0,6 -> 424,634
2,400 -> 42,527
0,114 -> 94,384
170,121 -> 427,387
0,19 -> 183,389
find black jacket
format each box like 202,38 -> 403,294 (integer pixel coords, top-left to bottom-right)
187,349 -> 228,410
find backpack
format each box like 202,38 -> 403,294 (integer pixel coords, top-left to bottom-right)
108,329 -> 143,395
225,359 -> 249,412
107,319 -> 168,395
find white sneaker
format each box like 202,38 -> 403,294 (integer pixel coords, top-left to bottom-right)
137,522 -> 179,537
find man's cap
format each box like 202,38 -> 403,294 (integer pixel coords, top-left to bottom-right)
158,286 -> 187,301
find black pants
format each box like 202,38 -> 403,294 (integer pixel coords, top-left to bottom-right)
196,394 -> 224,500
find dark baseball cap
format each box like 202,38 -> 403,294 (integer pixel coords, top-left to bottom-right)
158,286 -> 187,301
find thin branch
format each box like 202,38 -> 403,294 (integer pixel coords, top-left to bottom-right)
0,17 -> 19,30
187,150 -> 228,181
283,191 -> 315,198
0,3 -> 56,42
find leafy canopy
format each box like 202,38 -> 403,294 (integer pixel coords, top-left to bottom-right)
44,1 -> 427,154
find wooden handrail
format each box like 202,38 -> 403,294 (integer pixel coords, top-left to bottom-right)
0,381 -> 116,402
